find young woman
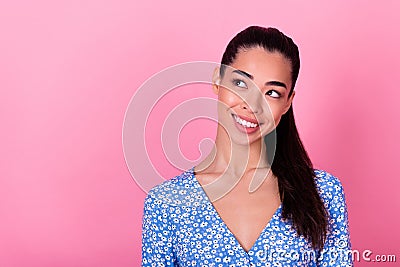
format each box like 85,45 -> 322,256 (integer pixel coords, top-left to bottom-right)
141,26 -> 352,266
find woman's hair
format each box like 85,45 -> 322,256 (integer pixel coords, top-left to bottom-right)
219,26 -> 328,250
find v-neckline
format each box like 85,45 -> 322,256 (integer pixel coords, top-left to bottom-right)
189,167 -> 282,254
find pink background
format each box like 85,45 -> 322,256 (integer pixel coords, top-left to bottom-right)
1,1 -> 399,266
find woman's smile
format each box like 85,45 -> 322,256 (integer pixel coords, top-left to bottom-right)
232,113 -> 261,134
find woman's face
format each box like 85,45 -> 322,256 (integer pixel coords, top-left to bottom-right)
213,46 -> 295,145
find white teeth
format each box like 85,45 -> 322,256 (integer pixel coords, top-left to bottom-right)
233,115 -> 259,128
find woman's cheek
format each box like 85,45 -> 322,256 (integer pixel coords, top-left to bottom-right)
219,88 -> 240,106
270,106 -> 285,125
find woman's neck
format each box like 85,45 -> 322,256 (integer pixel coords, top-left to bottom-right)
223,123 -> 269,162
196,126 -> 271,178
194,127 -> 274,200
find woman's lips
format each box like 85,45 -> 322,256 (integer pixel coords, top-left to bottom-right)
232,114 -> 261,134
234,114 -> 259,124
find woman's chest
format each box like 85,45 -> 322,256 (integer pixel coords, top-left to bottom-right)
173,204 -> 318,266
211,189 -> 281,252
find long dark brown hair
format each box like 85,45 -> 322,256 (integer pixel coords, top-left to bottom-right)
219,26 -> 328,250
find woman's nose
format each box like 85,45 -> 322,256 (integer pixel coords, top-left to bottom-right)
240,99 -> 262,114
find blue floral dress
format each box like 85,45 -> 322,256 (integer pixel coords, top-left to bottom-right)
141,167 -> 353,266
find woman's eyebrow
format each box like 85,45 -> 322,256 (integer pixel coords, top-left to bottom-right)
232,69 -> 253,79
266,81 -> 287,89
232,69 -> 287,90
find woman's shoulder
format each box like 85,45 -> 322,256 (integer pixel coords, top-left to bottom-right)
144,167 -> 203,207
313,169 -> 343,187
313,169 -> 348,208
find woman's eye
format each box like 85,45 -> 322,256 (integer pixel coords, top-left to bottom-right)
266,90 -> 281,98
232,79 -> 247,88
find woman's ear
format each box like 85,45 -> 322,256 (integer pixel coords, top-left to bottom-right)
212,66 -> 221,95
